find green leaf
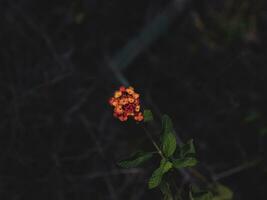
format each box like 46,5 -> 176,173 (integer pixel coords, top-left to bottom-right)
173,157 -> 198,169
144,109 -> 154,122
180,139 -> 196,158
160,180 -> 174,200
118,151 -> 153,168
162,115 -> 177,157
212,184 -> 233,200
190,185 -> 213,200
162,115 -> 174,134
162,132 -> 177,157
172,139 -> 197,170
148,159 -> 173,189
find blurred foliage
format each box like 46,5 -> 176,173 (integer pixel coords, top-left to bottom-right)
190,183 -> 233,200
194,0 -> 263,48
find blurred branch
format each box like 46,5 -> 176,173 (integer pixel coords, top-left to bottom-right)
9,3 -> 71,71
108,0 -> 191,85
213,158 -> 262,181
79,114 -> 119,200
67,168 -> 143,181
22,72 -> 72,98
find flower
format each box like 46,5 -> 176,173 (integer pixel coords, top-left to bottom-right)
109,86 -> 144,122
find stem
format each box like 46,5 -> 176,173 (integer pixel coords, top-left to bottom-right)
142,126 -> 164,159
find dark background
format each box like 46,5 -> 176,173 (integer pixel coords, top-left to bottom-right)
1,0 -> 267,199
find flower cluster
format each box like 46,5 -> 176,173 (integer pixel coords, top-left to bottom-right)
109,86 -> 144,122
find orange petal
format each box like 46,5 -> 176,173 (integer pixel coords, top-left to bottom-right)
119,115 -> 128,121
135,105 -> 140,112
114,91 -> 122,98
134,113 -> 144,121
109,97 -> 115,106
126,87 -> 134,95
119,98 -> 128,105
133,93 -> 139,99
114,106 -> 123,114
128,97 -> 134,103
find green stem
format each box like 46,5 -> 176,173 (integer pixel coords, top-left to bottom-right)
142,126 -> 164,159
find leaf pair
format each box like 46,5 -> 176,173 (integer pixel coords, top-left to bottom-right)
148,115 -> 176,189
149,115 -> 197,189
148,158 -> 173,189
162,115 -> 197,170
173,139 -> 197,169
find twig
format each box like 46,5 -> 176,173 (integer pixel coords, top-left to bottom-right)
107,0 -> 190,85
10,3 -> 70,71
213,158 -> 262,181
110,0 -> 190,71
66,168 -> 143,181
79,114 -> 119,200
